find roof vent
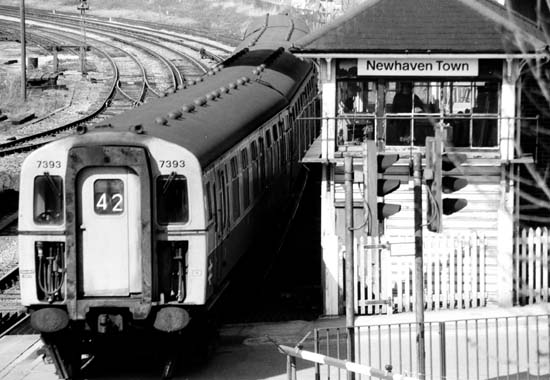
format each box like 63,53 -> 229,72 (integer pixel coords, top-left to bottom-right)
207,70 -> 214,76
206,93 -> 215,101
219,86 -> 229,94
156,117 -> 168,125
182,104 -> 195,113
168,110 -> 182,119
130,124 -> 145,134
228,82 -> 237,89
188,80 -> 196,86
194,97 -> 207,106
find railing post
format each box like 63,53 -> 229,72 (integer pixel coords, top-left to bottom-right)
439,322 -> 446,379
287,355 -> 292,380
314,329 -> 321,380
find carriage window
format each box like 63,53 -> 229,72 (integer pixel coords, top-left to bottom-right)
272,125 -> 278,141
230,157 -> 240,220
266,130 -> 272,148
34,175 -> 63,225
241,149 -> 250,209
94,179 -> 124,215
251,141 -> 258,160
157,174 -> 189,224
259,137 -> 265,156
250,142 -> 259,196
205,182 -> 213,221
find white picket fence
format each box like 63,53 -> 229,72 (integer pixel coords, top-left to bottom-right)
354,234 -> 488,315
515,227 -> 550,305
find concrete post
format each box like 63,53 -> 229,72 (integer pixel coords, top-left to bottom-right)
497,59 -> 518,306
53,48 -> 59,72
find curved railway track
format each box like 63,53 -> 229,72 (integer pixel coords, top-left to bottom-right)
0,8 -> 232,157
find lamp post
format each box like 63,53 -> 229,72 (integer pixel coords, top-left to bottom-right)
77,0 -> 89,75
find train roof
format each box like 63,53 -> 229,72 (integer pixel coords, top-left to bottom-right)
89,48 -> 312,169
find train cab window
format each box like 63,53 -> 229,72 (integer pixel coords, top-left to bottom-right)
33,174 -> 63,225
157,174 -> 189,224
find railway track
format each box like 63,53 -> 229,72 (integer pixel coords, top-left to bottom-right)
0,189 -> 26,338
0,9 -> 230,158
0,268 -> 27,338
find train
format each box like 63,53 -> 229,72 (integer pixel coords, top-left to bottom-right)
17,13 -> 318,379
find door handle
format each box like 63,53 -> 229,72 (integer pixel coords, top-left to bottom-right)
80,224 -> 86,231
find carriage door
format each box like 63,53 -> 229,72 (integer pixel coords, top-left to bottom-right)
77,167 -> 142,297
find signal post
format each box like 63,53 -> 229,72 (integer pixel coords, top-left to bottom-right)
425,126 -> 469,233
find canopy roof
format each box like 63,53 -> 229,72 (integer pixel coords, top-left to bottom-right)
291,0 -> 547,55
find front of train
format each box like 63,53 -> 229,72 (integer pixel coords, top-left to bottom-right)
18,129 -> 208,348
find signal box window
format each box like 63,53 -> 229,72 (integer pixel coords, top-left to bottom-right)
34,175 -> 63,225
94,179 -> 124,215
157,174 -> 189,224
336,80 -> 376,145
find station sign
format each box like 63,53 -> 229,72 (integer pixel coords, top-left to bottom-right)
358,58 -> 478,76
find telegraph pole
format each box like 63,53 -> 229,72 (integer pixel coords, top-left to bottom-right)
20,0 -> 26,101
413,153 -> 426,380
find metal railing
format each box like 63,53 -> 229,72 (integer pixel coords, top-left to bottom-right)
271,333 -> 416,380
313,314 -> 550,380
333,114 -> 540,148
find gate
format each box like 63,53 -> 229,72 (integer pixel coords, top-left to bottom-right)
354,234 -> 488,315
514,227 -> 550,305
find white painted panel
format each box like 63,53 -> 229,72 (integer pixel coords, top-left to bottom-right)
78,167 -> 140,296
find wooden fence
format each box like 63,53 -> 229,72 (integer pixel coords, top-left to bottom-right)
515,227 -> 550,305
354,234 -> 488,315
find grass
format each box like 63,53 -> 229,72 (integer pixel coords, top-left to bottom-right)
0,74 -> 67,122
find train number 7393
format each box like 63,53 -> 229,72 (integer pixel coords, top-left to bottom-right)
36,160 -> 62,169
159,160 -> 185,168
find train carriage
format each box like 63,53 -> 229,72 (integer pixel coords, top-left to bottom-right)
18,14 -> 318,378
